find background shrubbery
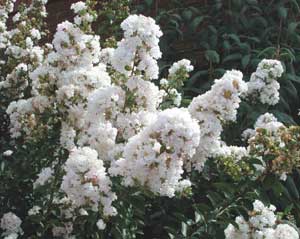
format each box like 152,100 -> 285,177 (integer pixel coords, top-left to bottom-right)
130,1 -> 300,238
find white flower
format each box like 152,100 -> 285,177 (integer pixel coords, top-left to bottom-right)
60,147 -> 117,216
168,59 -> 194,76
112,15 -> 162,79
218,145 -> 248,161
3,150 -> 13,156
33,167 -> 54,189
274,224 -> 299,239
96,219 -> 106,230
224,200 -> 298,239
125,76 -> 164,112
0,212 -> 22,236
12,13 -> 20,22
110,108 -> 200,197
243,59 -> 284,105
188,70 -> 246,172
160,78 -> 168,86
79,209 -> 88,216
279,172 -> 287,181
3,233 -> 19,239
28,206 -> 41,216
30,28 -> 41,40
70,1 -> 87,13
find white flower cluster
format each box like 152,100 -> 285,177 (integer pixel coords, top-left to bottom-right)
110,108 -> 200,197
242,113 -> 290,180
70,1 -> 95,27
218,145 -> 248,161
7,9 -> 109,147
243,59 -> 284,105
125,76 -> 164,112
188,70 -> 247,171
242,113 -> 284,141
0,212 -> 22,238
159,59 -> 194,107
61,147 -> 117,216
168,59 -> 194,77
0,0 -> 15,49
33,167 -> 54,189
0,0 -> 47,101
112,14 -> 162,79
6,96 -> 49,138
225,200 -> 299,239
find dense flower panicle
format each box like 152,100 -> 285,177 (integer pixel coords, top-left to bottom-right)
115,111 -> 157,141
112,15 -> 162,79
242,113 -> 284,141
78,86 -> 125,160
78,121 -> 118,161
0,1 -> 15,40
125,76 -> 165,112
245,113 -> 300,181
224,200 -> 299,239
51,222 -> 73,239
52,21 -> 100,64
99,47 -> 115,65
0,212 -> 22,237
110,108 -> 200,197
274,224 -> 299,239
7,12 -> 111,149
60,147 -> 117,215
121,14 -> 162,42
0,0 -> 48,102
86,86 -> 125,122
6,96 -> 49,138
189,70 -> 246,124
243,59 -> 284,105
187,70 -> 247,171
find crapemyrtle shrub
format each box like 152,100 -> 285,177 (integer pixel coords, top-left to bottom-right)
0,1 -> 300,239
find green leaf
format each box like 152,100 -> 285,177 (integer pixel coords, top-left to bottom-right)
181,222 -> 187,236
290,0 -> 300,13
145,0 -> 153,7
277,6 -> 288,19
271,110 -> 296,125
281,79 -> 298,102
242,54 -> 251,69
205,50 -> 220,63
190,16 -> 205,32
227,34 -> 241,45
286,176 -> 300,199
287,22 -> 300,36
182,9 -> 193,21
222,53 -> 242,63
257,47 -> 277,57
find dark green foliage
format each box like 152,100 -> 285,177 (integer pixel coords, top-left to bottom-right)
134,0 -> 300,125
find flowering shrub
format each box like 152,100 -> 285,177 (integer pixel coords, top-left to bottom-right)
225,200 -> 299,239
0,1 -> 300,238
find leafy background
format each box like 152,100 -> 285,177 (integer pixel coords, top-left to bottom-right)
129,1 -> 300,238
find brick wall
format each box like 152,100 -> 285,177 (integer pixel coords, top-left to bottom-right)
11,0 -> 205,33
12,0 -> 78,33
